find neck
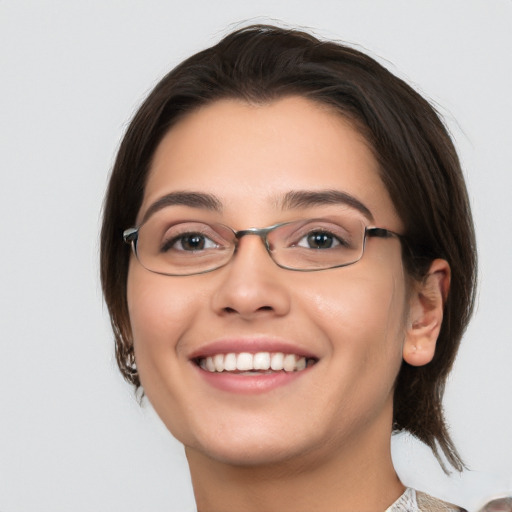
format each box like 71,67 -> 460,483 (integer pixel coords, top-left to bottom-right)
186,419 -> 404,512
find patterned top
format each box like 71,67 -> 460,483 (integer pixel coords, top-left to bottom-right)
387,488 -> 467,512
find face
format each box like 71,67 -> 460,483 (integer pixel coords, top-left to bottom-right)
127,96 -> 410,467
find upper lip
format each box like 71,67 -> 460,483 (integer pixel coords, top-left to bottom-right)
188,337 -> 319,361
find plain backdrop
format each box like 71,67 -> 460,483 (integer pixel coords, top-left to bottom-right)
1,1 -> 511,511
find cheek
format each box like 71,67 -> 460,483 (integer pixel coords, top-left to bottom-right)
298,263 -> 408,382
126,265 -> 209,441
307,273 -> 405,338
330,274 -> 406,417
126,265 -> 200,369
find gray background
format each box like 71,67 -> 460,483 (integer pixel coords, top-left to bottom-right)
1,1 -> 511,511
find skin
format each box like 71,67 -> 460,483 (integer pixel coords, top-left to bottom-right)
127,96 -> 449,512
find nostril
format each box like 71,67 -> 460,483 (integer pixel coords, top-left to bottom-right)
223,305 -> 273,314
223,306 -> 274,313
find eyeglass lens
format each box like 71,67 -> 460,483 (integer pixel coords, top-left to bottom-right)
131,212 -> 369,275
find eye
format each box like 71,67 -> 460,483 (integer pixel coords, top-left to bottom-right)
159,223 -> 225,253
165,233 -> 218,252
297,230 -> 346,249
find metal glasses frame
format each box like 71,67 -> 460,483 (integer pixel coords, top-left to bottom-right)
123,220 -> 403,276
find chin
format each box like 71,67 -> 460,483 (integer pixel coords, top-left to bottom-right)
179,414 -> 331,469
187,437 -> 311,468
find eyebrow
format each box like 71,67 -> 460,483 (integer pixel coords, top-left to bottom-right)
141,191 -> 222,224
140,188 -> 373,224
280,189 -> 374,221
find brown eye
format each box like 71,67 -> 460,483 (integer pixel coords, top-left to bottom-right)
178,234 -> 207,251
297,230 -> 349,250
162,233 -> 217,252
306,232 -> 335,249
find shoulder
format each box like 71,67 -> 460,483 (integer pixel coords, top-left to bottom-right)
415,490 -> 467,512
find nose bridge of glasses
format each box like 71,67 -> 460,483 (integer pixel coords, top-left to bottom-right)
233,226 -> 274,252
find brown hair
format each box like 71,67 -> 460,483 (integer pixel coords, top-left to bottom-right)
101,25 -> 477,472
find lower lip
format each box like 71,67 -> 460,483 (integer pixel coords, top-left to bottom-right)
194,366 -> 311,394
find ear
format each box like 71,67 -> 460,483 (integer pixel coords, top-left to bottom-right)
403,259 -> 451,367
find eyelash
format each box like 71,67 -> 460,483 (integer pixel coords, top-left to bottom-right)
295,230 -> 348,249
160,227 -> 352,253
164,233 -> 218,252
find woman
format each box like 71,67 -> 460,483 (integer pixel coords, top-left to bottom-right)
101,25 -> 476,511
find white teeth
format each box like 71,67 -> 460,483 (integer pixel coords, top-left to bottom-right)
224,353 -> 237,371
213,353 -> 224,372
253,352 -> 271,370
198,352 -> 311,373
236,352 -> 253,371
205,356 -> 215,372
283,353 -> 296,372
270,352 -> 284,370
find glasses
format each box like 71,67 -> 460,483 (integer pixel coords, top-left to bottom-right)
123,214 -> 403,276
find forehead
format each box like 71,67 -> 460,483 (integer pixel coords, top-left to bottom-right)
141,96 -> 402,229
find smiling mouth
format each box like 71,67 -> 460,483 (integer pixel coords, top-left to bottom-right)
195,352 -> 318,374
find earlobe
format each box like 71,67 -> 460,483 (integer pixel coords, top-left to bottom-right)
403,259 -> 451,367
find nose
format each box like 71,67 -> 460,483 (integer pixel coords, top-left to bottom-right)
211,234 -> 291,320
